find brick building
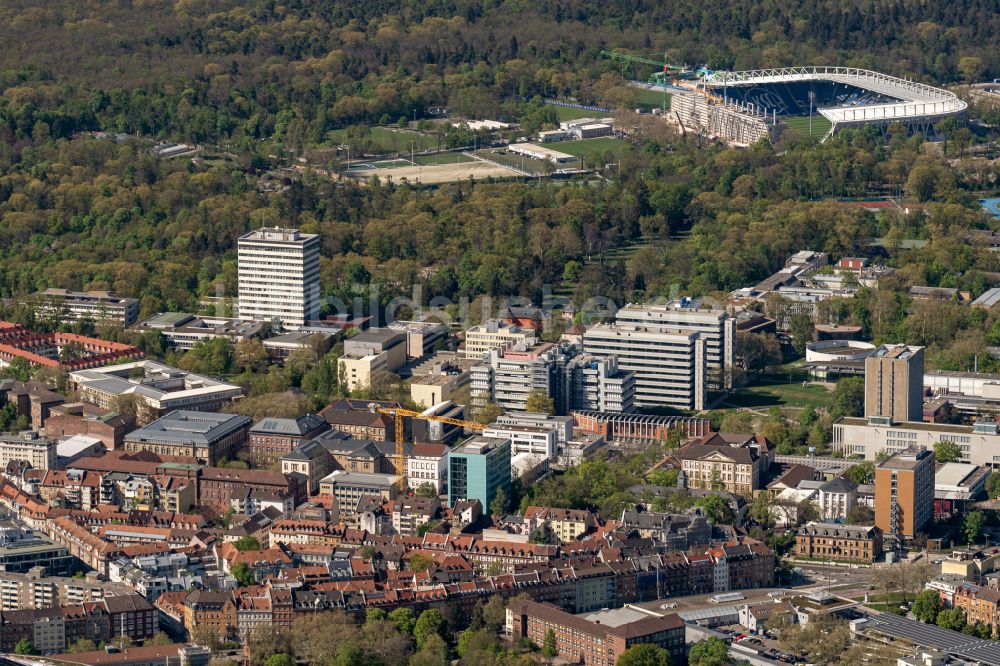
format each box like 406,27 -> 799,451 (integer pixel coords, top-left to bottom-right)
247,414 -> 328,468
506,600 -> 685,666
44,402 -> 135,450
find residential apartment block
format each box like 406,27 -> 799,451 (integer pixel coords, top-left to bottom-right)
582,323 -> 707,410
875,445 -> 935,544
0,567 -> 132,611
237,227 -> 321,329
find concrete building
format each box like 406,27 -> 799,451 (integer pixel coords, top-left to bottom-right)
410,369 -> 470,409
123,411 -> 251,465
447,435 -> 512,509
132,313 -> 263,351
338,329 -> 407,393
261,331 -> 333,361
832,418 -> 1000,466
795,522 -> 882,563
0,431 -> 57,470
614,301 -> 735,390
875,445 -> 935,545
470,340 -> 572,412
483,424 -> 558,458
68,361 -> 244,424
387,320 -> 448,359
582,324 -> 706,410
0,527 -> 74,575
865,344 -> 924,424
463,320 -> 530,358
317,470 -> 399,514
237,227 -> 320,329
24,289 -> 140,327
563,355 -> 635,413
0,567 -> 131,611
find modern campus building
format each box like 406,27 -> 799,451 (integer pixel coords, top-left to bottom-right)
563,354 -> 635,413
865,344 -> 924,423
237,227 -> 321,329
67,360 -> 244,423
338,328 -> 407,393
23,289 -> 140,327
614,301 -> 735,390
463,320 -> 530,359
875,445 -> 935,545
582,324 -> 706,410
470,340 -> 572,412
447,435 -> 512,509
133,313 -> 263,351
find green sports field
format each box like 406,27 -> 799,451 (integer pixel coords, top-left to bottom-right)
412,152 -> 476,165
633,87 -> 671,109
783,114 -> 832,138
554,105 -> 611,121
554,137 -> 626,160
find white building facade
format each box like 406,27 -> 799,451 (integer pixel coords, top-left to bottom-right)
238,227 -> 320,329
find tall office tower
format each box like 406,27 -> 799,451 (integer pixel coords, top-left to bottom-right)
864,344 -> 924,424
874,445 -> 934,544
614,301 -> 735,389
582,324 -> 706,411
238,227 -> 320,329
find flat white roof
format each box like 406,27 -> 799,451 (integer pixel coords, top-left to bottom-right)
508,143 -> 575,162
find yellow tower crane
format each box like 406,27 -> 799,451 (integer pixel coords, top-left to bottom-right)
368,404 -> 487,491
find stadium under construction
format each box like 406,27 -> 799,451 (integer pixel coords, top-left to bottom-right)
667,66 -> 967,146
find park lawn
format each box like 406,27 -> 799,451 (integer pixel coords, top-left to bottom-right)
556,137 -> 626,160
726,374 -> 834,411
634,87 -> 671,109
783,114 -> 833,139
413,152 -> 476,165
554,105 -> 611,121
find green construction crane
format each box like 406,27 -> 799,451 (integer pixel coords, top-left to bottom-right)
601,50 -> 691,111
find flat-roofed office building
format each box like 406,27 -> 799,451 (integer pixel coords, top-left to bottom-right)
582,324 -> 706,410
614,301 -> 734,389
238,227 -> 320,329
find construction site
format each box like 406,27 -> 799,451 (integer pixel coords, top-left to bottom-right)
604,51 -> 968,146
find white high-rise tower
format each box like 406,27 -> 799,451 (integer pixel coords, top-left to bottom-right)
238,227 -> 320,329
